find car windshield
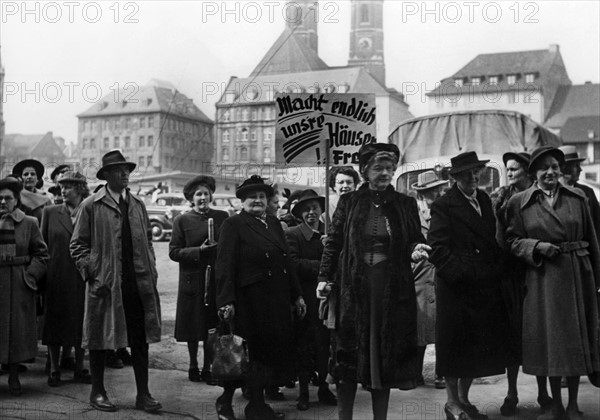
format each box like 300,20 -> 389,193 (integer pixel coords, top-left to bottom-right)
397,166 -> 500,198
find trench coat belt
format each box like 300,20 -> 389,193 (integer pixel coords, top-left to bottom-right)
555,241 -> 589,253
0,255 -> 31,266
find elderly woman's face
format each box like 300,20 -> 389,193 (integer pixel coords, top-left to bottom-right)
60,182 -> 83,207
0,188 -> 17,214
366,159 -> 396,191
192,185 -> 211,212
21,166 -> 38,191
535,155 -> 561,190
242,191 -> 268,216
300,200 -> 322,227
506,159 -> 528,187
334,174 -> 356,196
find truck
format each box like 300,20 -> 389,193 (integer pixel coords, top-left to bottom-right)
388,110 -> 562,196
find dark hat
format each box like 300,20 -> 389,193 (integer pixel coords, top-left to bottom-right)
528,146 -> 565,174
558,146 -> 586,163
97,150 -> 136,180
282,189 -> 305,211
50,164 -> 72,181
0,176 -> 24,199
358,143 -> 400,175
236,175 -> 274,200
502,152 -> 531,167
449,151 -> 489,175
183,175 -> 216,201
291,189 -> 325,219
13,159 -> 45,179
57,171 -> 87,184
412,170 -> 448,191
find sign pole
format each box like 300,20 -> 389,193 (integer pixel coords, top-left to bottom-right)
324,136 -> 330,234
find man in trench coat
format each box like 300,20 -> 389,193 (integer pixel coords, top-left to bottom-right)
70,151 -> 162,413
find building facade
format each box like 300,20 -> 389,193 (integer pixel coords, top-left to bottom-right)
426,45 -> 571,124
77,79 -> 214,180
214,0 -> 412,186
3,132 -> 67,178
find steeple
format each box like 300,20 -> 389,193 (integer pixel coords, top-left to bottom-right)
348,0 -> 386,87
286,0 -> 319,54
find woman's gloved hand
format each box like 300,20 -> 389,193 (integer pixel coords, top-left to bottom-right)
411,243 -> 432,262
218,304 -> 235,322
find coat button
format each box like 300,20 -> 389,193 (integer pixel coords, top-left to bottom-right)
283,253 -> 287,257
283,269 -> 287,274
265,252 -> 270,258
268,270 -> 272,276
474,249 -> 480,254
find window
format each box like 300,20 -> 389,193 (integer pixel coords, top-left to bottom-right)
125,118 -> 131,129
147,136 -> 154,147
114,137 -> 120,148
525,73 -> 535,83
139,136 -> 145,147
115,119 -> 121,129
140,117 -> 146,128
263,147 -> 271,163
508,91 -> 517,104
223,130 -> 230,144
264,128 -> 272,141
103,120 -> 109,130
471,77 -> 480,86
82,138 -> 88,149
139,157 -> 145,167
90,138 -> 96,148
251,109 -> 257,120
323,84 -> 336,94
264,107 -> 271,119
360,4 -> 369,23
489,76 -> 498,85
89,157 -> 96,166
125,136 -> 131,148
84,121 -> 90,131
507,75 -> 517,85
454,79 -> 463,87
103,137 -> 109,149
242,109 -> 249,121
240,147 -> 248,160
147,156 -> 153,167
148,116 -> 154,127
241,128 -> 249,142
223,148 -> 230,161
251,130 -> 257,142
82,158 -> 87,166
223,110 -> 230,122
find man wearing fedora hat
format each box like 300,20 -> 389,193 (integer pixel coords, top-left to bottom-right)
70,150 -> 162,413
558,146 -> 600,237
429,151 -> 515,420
412,171 -> 447,390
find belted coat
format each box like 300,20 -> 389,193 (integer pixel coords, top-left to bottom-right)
70,187 -> 161,350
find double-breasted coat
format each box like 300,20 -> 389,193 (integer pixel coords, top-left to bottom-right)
0,209 -> 48,363
70,187 -> 161,350
41,204 -> 86,346
506,184 -> 600,376
216,210 -> 302,376
428,184 -> 514,378
318,185 -> 424,387
169,208 -> 228,342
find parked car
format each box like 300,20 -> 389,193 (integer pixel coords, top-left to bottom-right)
212,193 -> 241,216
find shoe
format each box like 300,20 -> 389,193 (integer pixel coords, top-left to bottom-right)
216,396 -> 236,420
538,395 -> 554,412
500,396 -> 518,417
48,371 -> 61,387
317,388 -> 337,406
188,367 -> 201,382
296,393 -> 309,411
245,403 -> 285,420
116,348 -> 132,365
201,369 -> 217,385
265,386 -> 285,401
445,403 -> 471,420
435,376 -> 446,389
461,403 -> 488,420
537,406 -> 566,420
105,351 -> 124,369
60,357 -> 76,371
90,392 -> 117,412
416,375 -> 425,386
9,378 -> 22,396
74,369 -> 92,384
135,393 -> 162,413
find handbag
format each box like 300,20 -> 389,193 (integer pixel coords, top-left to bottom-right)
208,321 -> 249,381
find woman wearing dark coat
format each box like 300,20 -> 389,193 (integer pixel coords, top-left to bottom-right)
317,143 -> 430,420
216,175 -> 306,420
0,177 -> 48,396
428,151 -> 516,420
41,171 -> 91,386
169,175 -> 227,383
506,147 -> 600,420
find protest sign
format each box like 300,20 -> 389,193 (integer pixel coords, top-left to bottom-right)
275,93 -> 376,166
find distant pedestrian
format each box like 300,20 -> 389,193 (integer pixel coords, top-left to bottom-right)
47,164 -> 72,205
12,159 -> 53,223
70,151 -> 162,413
321,166 -> 360,224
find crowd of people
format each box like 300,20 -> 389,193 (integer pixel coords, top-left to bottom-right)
0,143 -> 598,420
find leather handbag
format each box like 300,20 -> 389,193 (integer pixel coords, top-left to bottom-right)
208,321 -> 249,381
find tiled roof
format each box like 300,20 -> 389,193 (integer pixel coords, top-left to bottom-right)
250,27 -> 329,77
218,66 -> 391,106
545,83 -> 600,127
3,133 -> 47,153
559,116 -> 600,144
78,80 -> 213,124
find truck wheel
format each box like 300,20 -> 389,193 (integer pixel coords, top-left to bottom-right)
151,221 -> 166,241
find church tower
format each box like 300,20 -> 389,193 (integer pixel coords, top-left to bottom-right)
286,0 -> 319,54
348,0 -> 386,86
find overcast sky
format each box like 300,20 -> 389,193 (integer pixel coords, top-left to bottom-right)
1,0 -> 599,144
